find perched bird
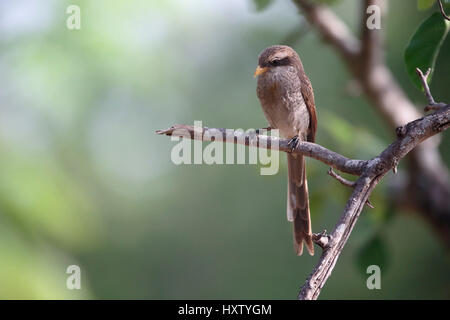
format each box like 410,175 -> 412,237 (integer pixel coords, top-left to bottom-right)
254,45 -> 317,256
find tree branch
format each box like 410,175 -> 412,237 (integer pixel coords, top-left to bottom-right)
158,0 -> 450,300
298,105 -> 449,299
292,0 -> 360,68
360,0 -> 385,75
156,125 -> 366,175
157,105 -> 450,300
293,0 -> 450,254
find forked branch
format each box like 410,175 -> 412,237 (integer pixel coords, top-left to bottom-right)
157,99 -> 449,300
292,0 -> 450,251
158,0 -> 450,299
416,68 -> 448,111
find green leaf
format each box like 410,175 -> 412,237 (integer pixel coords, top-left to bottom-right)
404,12 -> 450,90
253,0 -> 273,11
417,0 -> 435,10
356,233 -> 389,276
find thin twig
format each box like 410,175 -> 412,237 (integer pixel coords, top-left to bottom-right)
327,167 -> 356,187
328,167 -> 374,208
438,0 -> 450,21
365,199 -> 375,209
416,68 -> 448,111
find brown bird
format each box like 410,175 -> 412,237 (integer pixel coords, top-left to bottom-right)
254,45 -> 317,256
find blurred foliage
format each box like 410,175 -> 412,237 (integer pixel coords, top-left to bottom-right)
417,0 -> 450,11
0,0 -> 448,299
417,0 -> 436,10
253,0 -> 274,12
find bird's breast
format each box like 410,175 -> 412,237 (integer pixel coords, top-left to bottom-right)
257,71 -> 310,139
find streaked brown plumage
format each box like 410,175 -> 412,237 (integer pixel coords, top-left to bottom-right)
255,45 -> 317,255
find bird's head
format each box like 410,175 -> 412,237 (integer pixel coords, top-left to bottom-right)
254,45 -> 302,78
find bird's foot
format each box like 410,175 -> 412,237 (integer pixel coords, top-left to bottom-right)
288,135 -> 300,152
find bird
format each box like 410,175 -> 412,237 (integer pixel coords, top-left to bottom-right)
254,45 -> 317,256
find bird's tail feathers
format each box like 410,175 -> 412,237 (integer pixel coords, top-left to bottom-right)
287,154 -> 314,256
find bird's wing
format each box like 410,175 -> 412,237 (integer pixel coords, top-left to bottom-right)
299,73 -> 317,143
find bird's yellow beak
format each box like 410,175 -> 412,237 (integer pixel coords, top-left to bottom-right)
254,66 -> 268,78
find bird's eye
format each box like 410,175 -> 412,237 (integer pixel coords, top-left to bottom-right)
270,57 -> 288,66
271,59 -> 281,66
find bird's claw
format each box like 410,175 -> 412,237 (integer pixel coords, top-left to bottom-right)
288,135 -> 300,152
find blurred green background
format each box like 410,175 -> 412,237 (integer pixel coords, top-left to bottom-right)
0,0 -> 449,299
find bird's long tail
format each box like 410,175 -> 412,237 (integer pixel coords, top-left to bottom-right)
287,153 -> 314,256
